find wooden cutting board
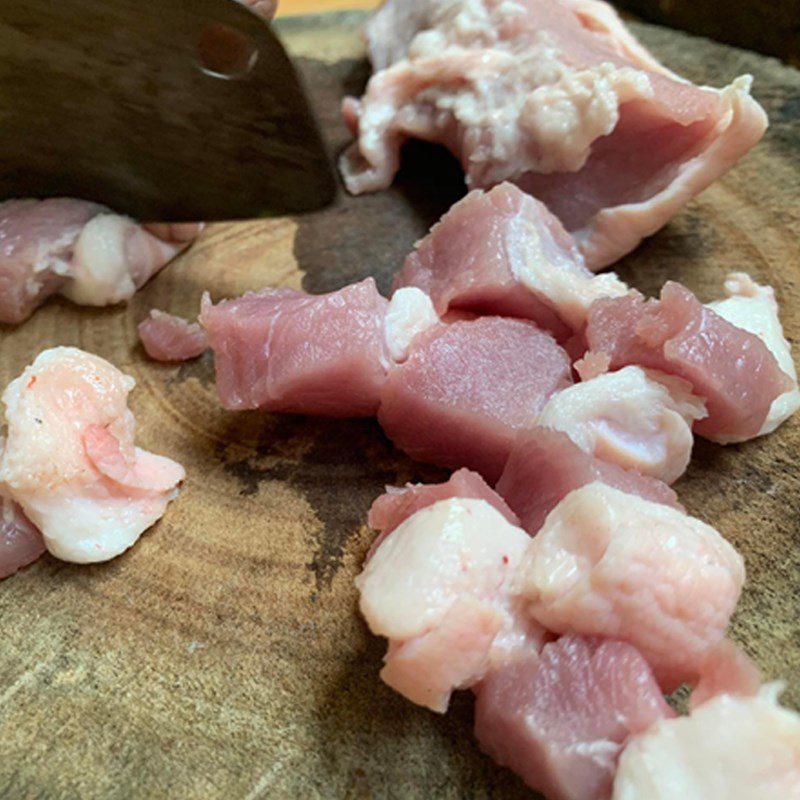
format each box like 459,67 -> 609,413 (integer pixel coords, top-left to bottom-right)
1,11 -> 798,800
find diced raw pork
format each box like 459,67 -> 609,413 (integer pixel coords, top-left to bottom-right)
356,497 -> 533,712
138,310 -> 209,362
537,366 -> 706,483
367,467 -> 519,557
0,493 -> 46,580
613,685 -> 800,800
515,482 -> 745,690
474,635 -> 674,800
379,316 -> 572,482
495,427 -> 680,535
689,639 -> 762,711
342,0 -> 767,268
0,348 -> 185,563
0,199 -> 197,324
383,286 -> 441,361
707,273 -> 800,442
392,184 -> 627,339
583,282 -> 793,442
200,278 -> 391,416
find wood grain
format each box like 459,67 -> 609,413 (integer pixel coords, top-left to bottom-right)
0,11 -> 798,800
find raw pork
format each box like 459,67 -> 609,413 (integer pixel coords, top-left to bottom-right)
392,184 -> 627,339
495,427 -> 680,535
514,482 -> 745,689
356,497 -> 534,712
474,635 -> 674,800
613,685 -> 800,799
537,366 -> 706,483
138,310 -> 209,362
0,199 -> 197,324
707,273 -> 800,441
583,282 -> 793,442
0,493 -> 46,580
341,0 -> 767,268
378,316 -> 572,482
200,278 -> 391,416
383,286 -> 441,361
367,467 -> 519,556
0,348 -> 185,563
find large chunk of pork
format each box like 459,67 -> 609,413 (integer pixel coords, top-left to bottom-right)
537,366 -> 706,483
356,497 -> 535,712
342,0 -> 767,268
495,427 -> 680,535
515,482 -> 745,690
200,279 -> 391,416
0,199 -> 197,324
613,685 -> 800,800
392,183 -> 627,340
378,316 -> 572,482
584,281 -> 793,442
474,635 -> 674,800
0,348 -> 185,563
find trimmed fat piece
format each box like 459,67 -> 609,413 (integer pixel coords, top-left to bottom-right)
613,685 -> 800,800
515,482 -> 745,690
383,286 -> 441,361
474,635 -> 674,800
356,497 -> 535,712
367,467 -> 519,557
0,492 -> 46,580
342,0 -> 767,268
707,273 -> 800,441
0,348 -> 185,563
200,279 -> 391,416
0,198 -> 196,324
392,184 -> 627,339
378,316 -> 572,482
495,427 -> 681,535
584,281 -> 793,442
138,310 -> 209,362
537,366 -> 706,483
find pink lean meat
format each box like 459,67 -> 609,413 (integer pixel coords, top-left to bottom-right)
0,348 -> 185,563
139,310 -> 209,362
367,467 -> 519,557
0,199 -> 199,324
495,427 -> 680,535
356,497 -> 537,712
341,0 -> 767,268
583,281 -> 794,442
378,316 -> 573,482
0,492 -> 45,580
474,635 -> 674,800
392,183 -> 627,339
514,482 -> 745,690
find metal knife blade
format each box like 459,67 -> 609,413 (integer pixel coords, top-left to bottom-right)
0,0 -> 336,221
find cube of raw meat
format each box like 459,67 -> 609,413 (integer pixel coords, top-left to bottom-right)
392,183 -> 627,339
514,482 -> 745,689
378,316 -> 573,482
495,427 -> 680,535
0,492 -> 45,580
138,310 -> 209,363
474,635 -> 674,800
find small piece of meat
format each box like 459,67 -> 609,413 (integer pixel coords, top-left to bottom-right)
0,199 -> 196,324
367,467 -> 520,557
0,494 -> 46,580
474,635 -> 674,800
138,310 -> 209,362
392,183 -> 627,339
342,0 -> 767,268
584,282 -> 793,442
201,278 -> 390,416
356,497 -> 532,712
495,427 -> 681,535
613,685 -> 800,799
707,273 -> 800,441
689,639 -> 762,711
537,366 -> 706,483
0,347 -> 185,563
378,317 -> 572,482
514,482 -> 744,690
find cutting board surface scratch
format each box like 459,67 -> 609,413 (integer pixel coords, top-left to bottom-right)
0,12 -> 798,800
